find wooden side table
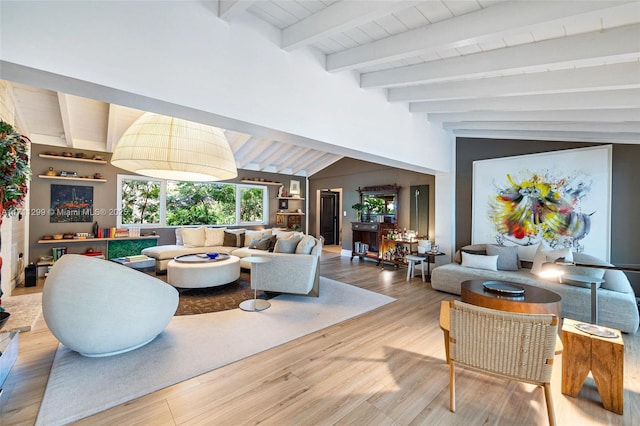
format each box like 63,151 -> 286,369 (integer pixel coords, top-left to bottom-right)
561,318 -> 624,414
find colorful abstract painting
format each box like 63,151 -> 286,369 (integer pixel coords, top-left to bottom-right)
472,146 -> 612,261
50,184 -> 94,223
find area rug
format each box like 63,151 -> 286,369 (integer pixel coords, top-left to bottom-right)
1,292 -> 43,332
174,272 -> 270,315
36,277 -> 395,425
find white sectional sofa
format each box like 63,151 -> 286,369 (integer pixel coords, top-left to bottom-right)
142,227 -> 322,296
431,244 -> 639,334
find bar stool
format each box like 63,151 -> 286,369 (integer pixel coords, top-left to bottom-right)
405,254 -> 425,282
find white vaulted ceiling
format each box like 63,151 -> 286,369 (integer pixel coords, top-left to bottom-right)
5,0 -> 640,179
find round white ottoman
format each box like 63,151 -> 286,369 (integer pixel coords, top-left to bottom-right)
167,255 -> 241,288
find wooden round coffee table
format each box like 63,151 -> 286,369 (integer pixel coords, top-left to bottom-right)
461,279 -> 562,319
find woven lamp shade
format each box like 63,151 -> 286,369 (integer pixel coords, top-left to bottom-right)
111,113 -> 238,182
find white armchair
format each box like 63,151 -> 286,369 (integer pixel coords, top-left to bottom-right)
43,255 -> 178,357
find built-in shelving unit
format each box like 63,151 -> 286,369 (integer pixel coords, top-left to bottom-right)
38,153 -> 107,164
276,196 -> 305,229
38,175 -> 107,183
37,235 -> 159,244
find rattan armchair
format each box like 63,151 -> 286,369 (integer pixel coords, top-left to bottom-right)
445,300 -> 559,425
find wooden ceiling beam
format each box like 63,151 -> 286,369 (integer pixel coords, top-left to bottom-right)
362,24 -> 640,88
428,108 -> 640,123
389,61 -> 640,102
410,89 -> 640,113
282,1 -> 421,51
327,1 -> 632,72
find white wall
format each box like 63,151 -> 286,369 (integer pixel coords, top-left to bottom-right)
0,0 -> 456,254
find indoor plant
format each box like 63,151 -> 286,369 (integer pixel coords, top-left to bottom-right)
0,120 -> 30,330
351,203 -> 366,221
1,120 -> 31,219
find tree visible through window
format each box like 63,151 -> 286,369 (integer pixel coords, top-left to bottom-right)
240,186 -> 264,223
166,182 -> 236,225
117,175 -> 268,227
120,179 -> 160,224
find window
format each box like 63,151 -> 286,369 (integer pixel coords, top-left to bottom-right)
117,175 -> 268,227
166,181 -> 236,226
117,176 -> 163,226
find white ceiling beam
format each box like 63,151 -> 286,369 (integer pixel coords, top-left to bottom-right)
410,89 -> 640,113
258,143 -> 291,170
235,139 -> 273,168
327,1 -> 634,72
218,0 -> 255,22
428,109 -> 640,123
389,62 -> 640,102
450,129 -> 640,144
275,147 -> 313,173
228,133 -> 253,151
5,82 -> 31,138
106,103 -> 119,153
56,92 -> 74,147
442,121 -> 640,133
362,24 -> 640,88
291,150 -> 328,175
305,154 -> 344,177
282,1 -> 421,51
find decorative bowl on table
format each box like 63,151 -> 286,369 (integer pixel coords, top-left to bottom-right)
206,252 -> 220,260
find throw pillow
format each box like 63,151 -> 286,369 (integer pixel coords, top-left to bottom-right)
486,244 -> 520,271
530,244 -> 573,276
223,231 -> 239,247
175,228 -> 184,246
274,235 -> 303,254
295,235 -> 317,255
249,235 -> 273,251
243,229 -> 273,247
204,227 -> 226,246
272,228 -> 294,240
181,227 -> 206,248
461,252 -> 498,271
454,244 -> 487,264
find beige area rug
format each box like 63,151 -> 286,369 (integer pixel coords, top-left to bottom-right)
36,277 -> 395,426
1,292 -> 43,332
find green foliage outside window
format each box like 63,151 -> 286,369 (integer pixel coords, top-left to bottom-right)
119,176 -> 267,227
166,182 -> 236,225
121,179 -> 160,224
240,187 -> 264,223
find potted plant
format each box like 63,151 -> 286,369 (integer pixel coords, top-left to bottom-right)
351,203 -> 366,221
1,120 -> 31,220
0,120 -> 31,330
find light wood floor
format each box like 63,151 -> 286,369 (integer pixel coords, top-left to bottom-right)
2,252 -> 639,425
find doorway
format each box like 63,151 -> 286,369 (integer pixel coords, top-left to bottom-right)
320,191 -> 340,245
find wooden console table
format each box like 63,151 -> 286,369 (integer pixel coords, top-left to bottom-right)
351,222 -> 394,262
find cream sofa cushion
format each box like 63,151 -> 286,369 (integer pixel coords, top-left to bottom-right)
182,227 -> 206,247
461,252 -> 498,271
204,227 -> 226,246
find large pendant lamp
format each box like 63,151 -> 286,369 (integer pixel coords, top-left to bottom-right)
111,112 -> 238,182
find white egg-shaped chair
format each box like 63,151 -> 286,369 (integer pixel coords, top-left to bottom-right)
43,254 -> 178,357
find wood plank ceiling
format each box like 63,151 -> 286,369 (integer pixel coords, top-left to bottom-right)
7,0 -> 640,179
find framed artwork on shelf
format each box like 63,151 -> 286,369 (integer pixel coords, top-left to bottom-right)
276,214 -> 286,226
279,199 -> 289,210
289,179 -> 300,196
